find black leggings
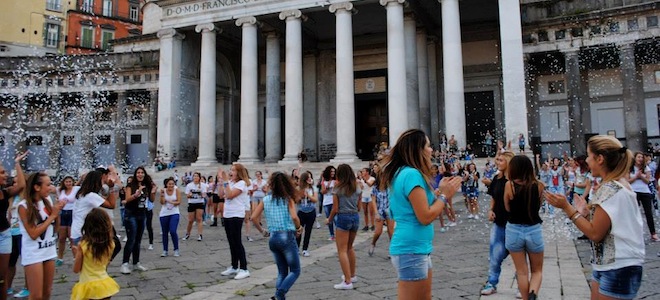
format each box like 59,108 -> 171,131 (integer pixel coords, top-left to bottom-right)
296,210 -> 316,251
636,192 -> 656,235
146,210 -> 154,244
223,217 -> 247,270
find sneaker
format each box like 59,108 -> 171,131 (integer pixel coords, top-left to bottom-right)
315,220 -> 321,229
148,244 -> 154,250
448,221 -> 457,227
182,234 -> 190,241
122,236 -> 127,242
263,231 -> 270,237
13,288 -> 29,298
439,227 -> 447,233
120,227 -> 125,232
474,214 -> 480,220
221,267 -> 239,276
302,250 -> 310,257
134,262 -> 148,272
161,251 -> 168,257
234,269 -> 250,280
368,244 -> 375,257
651,234 -> 660,242
247,236 -> 254,242
6,288 -> 14,295
468,214 -> 474,219
198,235 -> 203,241
120,263 -> 131,274
328,236 -> 335,241
361,226 -> 369,231
333,281 -> 354,290
173,250 -> 180,257
516,291 -> 522,299
480,282 -> 497,295
55,259 -> 63,267
370,226 -> 375,231
341,274 -> 358,283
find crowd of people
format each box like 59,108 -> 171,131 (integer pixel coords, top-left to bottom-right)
0,128 -> 654,300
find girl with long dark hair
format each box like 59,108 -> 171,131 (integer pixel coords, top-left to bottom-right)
320,166 -> 337,240
296,171 -> 317,257
628,151 -> 659,241
121,166 -> 155,274
55,176 -> 78,266
0,152 -> 27,300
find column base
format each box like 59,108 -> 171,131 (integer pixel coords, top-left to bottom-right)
191,158 -> 218,167
237,156 -> 261,164
330,153 -> 360,163
278,155 -> 300,164
264,156 -> 282,163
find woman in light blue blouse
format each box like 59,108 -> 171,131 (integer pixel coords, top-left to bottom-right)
379,129 -> 462,300
251,172 -> 302,300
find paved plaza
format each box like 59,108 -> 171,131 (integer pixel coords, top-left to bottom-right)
18,162 -> 657,299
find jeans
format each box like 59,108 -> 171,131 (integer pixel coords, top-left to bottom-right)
123,209 -> 146,264
146,209 -> 154,244
323,204 -> 334,237
160,214 -> 180,251
487,224 -> 509,287
636,192 -> 656,235
224,217 -> 247,270
505,223 -> 544,253
120,206 -> 125,227
296,210 -> 316,251
269,231 -> 301,300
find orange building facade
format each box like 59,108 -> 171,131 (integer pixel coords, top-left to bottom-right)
66,0 -> 142,54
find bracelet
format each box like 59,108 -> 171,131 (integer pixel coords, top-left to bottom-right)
438,194 -> 448,205
571,212 -> 582,222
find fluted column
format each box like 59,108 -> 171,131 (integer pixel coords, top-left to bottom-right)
264,32 -> 282,163
499,0 -> 529,148
330,2 -> 358,162
235,17 -> 260,163
380,0 -> 408,146
279,10 -> 304,163
620,43 -> 646,151
441,0 -> 466,148
148,90 -> 158,165
417,29 -> 430,136
404,14 -> 419,129
156,28 -> 185,162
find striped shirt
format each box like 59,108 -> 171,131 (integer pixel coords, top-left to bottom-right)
263,195 -> 296,232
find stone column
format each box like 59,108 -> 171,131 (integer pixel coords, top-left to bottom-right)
380,0 -> 408,146
441,0 -> 466,147
563,49 -> 586,155
620,43 -> 646,151
235,17 -> 260,163
264,32 -> 282,163
330,2 -> 358,162
156,29 -> 184,161
82,92 -> 95,169
115,90 -> 127,170
417,29 -> 430,136
279,10 -> 304,163
148,90 -> 158,165
404,14 -> 419,129
427,39 -> 440,147
499,0 -> 529,147
192,23 -> 219,166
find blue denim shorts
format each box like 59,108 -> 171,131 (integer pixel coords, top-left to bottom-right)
334,213 -> 359,232
391,254 -> 432,281
60,209 -> 73,227
592,266 -> 642,299
0,229 -> 11,254
505,223 -> 544,253
361,197 -> 371,203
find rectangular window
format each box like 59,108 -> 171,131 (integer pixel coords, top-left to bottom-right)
81,0 -> 93,12
130,134 -> 142,144
628,19 -> 639,31
46,0 -> 61,11
45,23 -> 60,48
548,80 -> 565,94
554,29 -> 566,40
590,25 -> 602,36
102,0 -> 112,17
133,74 -> 141,82
129,5 -> 139,21
648,16 -> 659,28
537,30 -> 548,42
27,136 -> 43,146
81,27 -> 94,48
63,135 -> 76,146
101,30 -> 114,50
130,110 -> 143,121
609,21 -> 620,33
95,135 -> 111,145
95,111 -> 112,122
571,27 -> 583,37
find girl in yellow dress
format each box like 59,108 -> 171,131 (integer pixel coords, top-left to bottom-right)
71,208 -> 120,300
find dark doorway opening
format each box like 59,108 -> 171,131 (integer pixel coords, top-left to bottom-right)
355,93 -> 388,161
465,91 -> 496,157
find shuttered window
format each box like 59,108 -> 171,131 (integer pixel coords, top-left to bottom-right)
81,27 -> 94,48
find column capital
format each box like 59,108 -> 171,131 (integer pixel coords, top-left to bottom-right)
157,28 -> 185,40
329,2 -> 356,14
279,9 -> 303,21
195,23 -> 219,33
560,48 -> 580,56
380,0 -> 405,7
236,16 -> 259,27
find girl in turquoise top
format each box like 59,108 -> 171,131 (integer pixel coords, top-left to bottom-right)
379,129 -> 462,300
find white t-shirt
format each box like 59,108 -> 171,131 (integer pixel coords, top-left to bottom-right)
185,182 -> 207,204
159,189 -> 181,217
251,179 -> 267,198
224,180 -> 249,218
360,176 -> 375,199
70,193 -> 106,240
590,180 -> 645,271
322,181 -> 335,206
18,197 -> 57,266
629,166 -> 652,193
58,186 -> 80,211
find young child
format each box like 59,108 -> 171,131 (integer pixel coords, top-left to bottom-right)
71,208 -> 120,300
